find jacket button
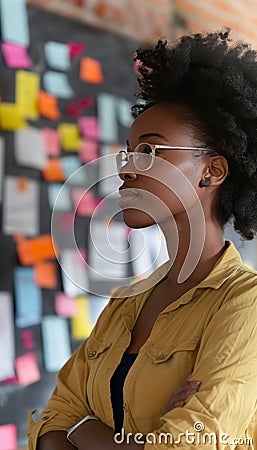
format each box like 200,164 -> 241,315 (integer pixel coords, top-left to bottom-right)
89,350 -> 96,357
157,354 -> 165,360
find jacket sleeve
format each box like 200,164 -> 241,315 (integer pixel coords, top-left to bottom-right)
27,340 -> 93,450
144,286 -> 257,449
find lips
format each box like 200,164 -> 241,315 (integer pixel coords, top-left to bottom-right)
118,188 -> 141,206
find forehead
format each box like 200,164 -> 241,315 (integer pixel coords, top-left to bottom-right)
129,103 -> 198,144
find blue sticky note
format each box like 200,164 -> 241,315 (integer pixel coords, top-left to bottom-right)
116,98 -> 133,128
97,93 -> 118,143
43,71 -> 74,99
14,267 -> 42,327
1,0 -> 30,46
41,316 -> 71,372
44,41 -> 71,72
47,183 -> 72,211
61,156 -> 87,185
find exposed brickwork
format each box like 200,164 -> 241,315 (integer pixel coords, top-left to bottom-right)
26,0 -> 257,46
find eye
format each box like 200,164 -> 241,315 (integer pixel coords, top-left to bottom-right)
137,143 -> 153,155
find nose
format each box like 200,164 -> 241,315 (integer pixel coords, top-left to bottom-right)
118,170 -> 137,181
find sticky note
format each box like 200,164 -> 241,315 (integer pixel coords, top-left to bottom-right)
16,70 -> 40,120
34,261 -> 57,289
15,352 -> 41,386
0,424 -> 17,450
78,116 -> 99,140
0,0 -> 30,46
42,128 -> 60,156
58,123 -> 80,151
20,330 -> 36,350
14,267 -> 42,327
97,93 -> 118,143
15,127 -> 47,170
44,71 -> 74,99
0,137 -> 5,202
55,213 -> 74,233
55,292 -> 78,318
71,188 -> 99,216
47,183 -> 72,211
80,57 -> 103,83
42,158 -> 66,182
98,143 -> 122,196
16,234 -> 57,265
117,98 -> 133,128
79,139 -> 98,164
41,316 -> 71,372
0,292 -> 15,382
61,156 -> 86,185
38,91 -> 60,121
66,98 -> 94,117
71,296 -> 93,339
61,248 -> 89,297
0,103 -> 27,130
2,42 -> 32,68
44,41 -> 71,71
88,220 -> 127,280
3,176 -> 39,236
68,42 -> 85,59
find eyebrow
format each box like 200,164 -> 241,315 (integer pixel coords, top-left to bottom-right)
126,133 -> 170,148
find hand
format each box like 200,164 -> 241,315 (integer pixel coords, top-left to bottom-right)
162,375 -> 200,415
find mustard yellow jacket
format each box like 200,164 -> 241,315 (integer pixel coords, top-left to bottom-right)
28,241 -> 257,449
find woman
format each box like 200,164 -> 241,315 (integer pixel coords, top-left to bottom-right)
29,30 -> 257,449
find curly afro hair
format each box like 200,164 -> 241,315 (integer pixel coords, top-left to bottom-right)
132,29 -> 257,240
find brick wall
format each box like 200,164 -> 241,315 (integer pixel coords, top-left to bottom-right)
26,0 -> 257,46
26,0 -> 174,43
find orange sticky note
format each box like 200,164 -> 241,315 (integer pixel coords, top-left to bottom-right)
17,235 -> 58,265
34,261 -> 57,289
42,158 -> 65,182
38,91 -> 60,120
80,57 -> 104,84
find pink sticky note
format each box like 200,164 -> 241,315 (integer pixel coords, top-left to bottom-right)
2,42 -> 32,69
0,424 -> 17,450
55,292 -> 78,317
68,42 -> 85,59
20,330 -> 36,350
79,139 -> 98,163
57,213 -> 74,233
71,188 -> 100,216
78,116 -> 99,140
15,352 -> 41,386
42,128 -> 60,156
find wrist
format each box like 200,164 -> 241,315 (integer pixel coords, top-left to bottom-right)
67,415 -> 100,446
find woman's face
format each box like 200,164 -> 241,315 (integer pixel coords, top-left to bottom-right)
118,102 -> 212,229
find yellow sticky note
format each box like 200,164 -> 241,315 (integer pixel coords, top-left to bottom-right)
0,103 -> 27,130
16,70 -> 40,120
71,296 -> 93,339
58,123 -> 80,151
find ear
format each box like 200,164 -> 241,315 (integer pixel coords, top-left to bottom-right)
206,155 -> 229,186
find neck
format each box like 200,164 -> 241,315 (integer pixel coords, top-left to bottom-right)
159,210 -> 225,285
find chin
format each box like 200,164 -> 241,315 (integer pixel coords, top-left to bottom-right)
122,209 -> 156,229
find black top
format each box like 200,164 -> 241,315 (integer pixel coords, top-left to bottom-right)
110,352 -> 138,432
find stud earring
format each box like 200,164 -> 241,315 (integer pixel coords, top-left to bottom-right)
199,177 -> 211,187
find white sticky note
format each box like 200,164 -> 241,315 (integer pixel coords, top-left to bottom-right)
15,127 -> 47,170
98,144 -> 122,196
0,0 -> 30,46
0,137 -> 5,202
61,248 -> 89,297
44,41 -> 71,71
116,97 -> 133,128
61,156 -> 86,185
88,220 -> 128,280
0,292 -> 15,382
44,71 -> 74,99
41,316 -> 71,372
97,93 -> 119,143
3,176 -> 39,236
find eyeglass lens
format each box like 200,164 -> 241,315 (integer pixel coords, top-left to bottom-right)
116,143 -> 154,172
